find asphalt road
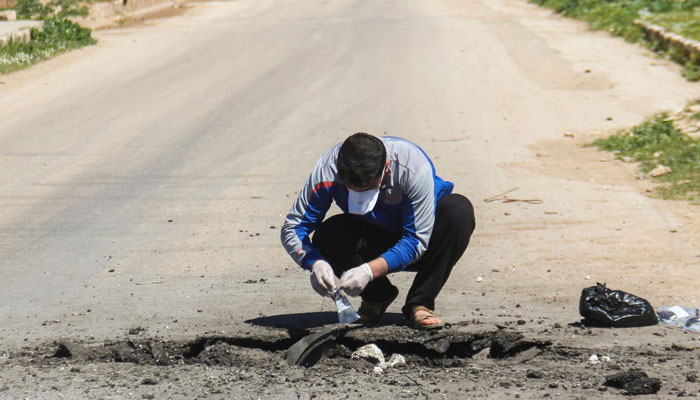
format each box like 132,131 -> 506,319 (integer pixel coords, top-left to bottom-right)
0,0 -> 698,346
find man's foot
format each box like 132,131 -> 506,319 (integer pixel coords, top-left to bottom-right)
358,286 -> 399,322
409,306 -> 445,330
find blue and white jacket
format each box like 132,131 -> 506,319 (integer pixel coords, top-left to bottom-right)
280,136 -> 453,273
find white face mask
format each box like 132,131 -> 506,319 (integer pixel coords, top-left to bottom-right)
347,170 -> 384,215
347,187 -> 380,215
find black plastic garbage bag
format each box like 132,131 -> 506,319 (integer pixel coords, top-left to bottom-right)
579,283 -> 658,327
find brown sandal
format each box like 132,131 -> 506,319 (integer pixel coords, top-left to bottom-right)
409,306 -> 445,330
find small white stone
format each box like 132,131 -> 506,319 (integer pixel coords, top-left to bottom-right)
476,276 -> 484,282
386,353 -> 406,367
649,165 -> 671,177
351,344 -> 385,364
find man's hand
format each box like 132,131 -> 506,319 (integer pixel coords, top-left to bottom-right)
339,263 -> 373,297
310,260 -> 336,297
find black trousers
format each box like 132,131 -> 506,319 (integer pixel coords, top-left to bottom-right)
311,194 -> 475,319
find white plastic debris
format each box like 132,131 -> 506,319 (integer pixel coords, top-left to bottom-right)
351,344 -> 385,364
352,344 -> 406,374
589,354 -> 610,364
657,305 -> 700,332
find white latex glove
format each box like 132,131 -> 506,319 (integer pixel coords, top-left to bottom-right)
338,263 -> 373,297
310,260 -> 336,297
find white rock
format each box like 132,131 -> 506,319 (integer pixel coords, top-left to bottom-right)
353,344 -> 406,373
386,353 -> 406,367
351,344 -> 385,364
589,354 -> 600,364
649,165 -> 672,177
374,353 -> 406,373
476,276 -> 483,282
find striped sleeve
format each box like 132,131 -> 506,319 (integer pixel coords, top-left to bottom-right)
280,146 -> 339,270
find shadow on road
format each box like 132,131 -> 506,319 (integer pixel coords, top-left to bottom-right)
245,312 -> 406,330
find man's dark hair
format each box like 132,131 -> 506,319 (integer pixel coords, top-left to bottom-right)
337,132 -> 386,188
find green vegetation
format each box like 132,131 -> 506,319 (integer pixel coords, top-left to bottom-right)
682,64 -> 700,81
0,17 -> 95,74
14,0 -> 88,19
644,8 -> 700,80
592,112 -> 700,202
530,0 -> 700,80
1,0 -> 95,74
645,8 -> 700,41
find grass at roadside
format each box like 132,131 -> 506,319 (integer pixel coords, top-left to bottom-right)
592,107 -> 700,202
1,0 -> 95,74
530,0 -> 700,80
0,17 -> 95,74
644,9 -> 700,42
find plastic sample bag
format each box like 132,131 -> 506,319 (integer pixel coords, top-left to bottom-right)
331,289 -> 360,324
579,283 -> 658,327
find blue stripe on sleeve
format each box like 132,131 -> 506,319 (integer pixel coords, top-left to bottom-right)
294,184 -> 334,270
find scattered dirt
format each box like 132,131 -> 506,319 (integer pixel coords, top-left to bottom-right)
72,0 -> 192,30
488,330 -> 548,358
113,3 -> 193,30
605,370 -> 662,395
1,325 -> 698,398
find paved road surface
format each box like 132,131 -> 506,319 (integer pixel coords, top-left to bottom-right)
0,0 -> 698,345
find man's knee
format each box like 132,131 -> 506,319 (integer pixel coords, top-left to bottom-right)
311,214 -> 349,250
437,194 -> 475,235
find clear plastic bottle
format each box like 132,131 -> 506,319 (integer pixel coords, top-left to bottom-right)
331,289 -> 360,324
684,317 -> 700,333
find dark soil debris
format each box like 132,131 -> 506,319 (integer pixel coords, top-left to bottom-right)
624,377 -> 662,395
605,370 -> 649,388
128,327 -> 147,335
605,370 -> 662,395
526,369 -> 544,379
489,330 -> 550,359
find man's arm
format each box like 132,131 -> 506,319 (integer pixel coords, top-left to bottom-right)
379,163 -> 436,272
280,146 -> 340,269
367,257 -> 389,279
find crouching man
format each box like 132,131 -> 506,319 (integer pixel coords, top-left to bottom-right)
280,133 -> 475,329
